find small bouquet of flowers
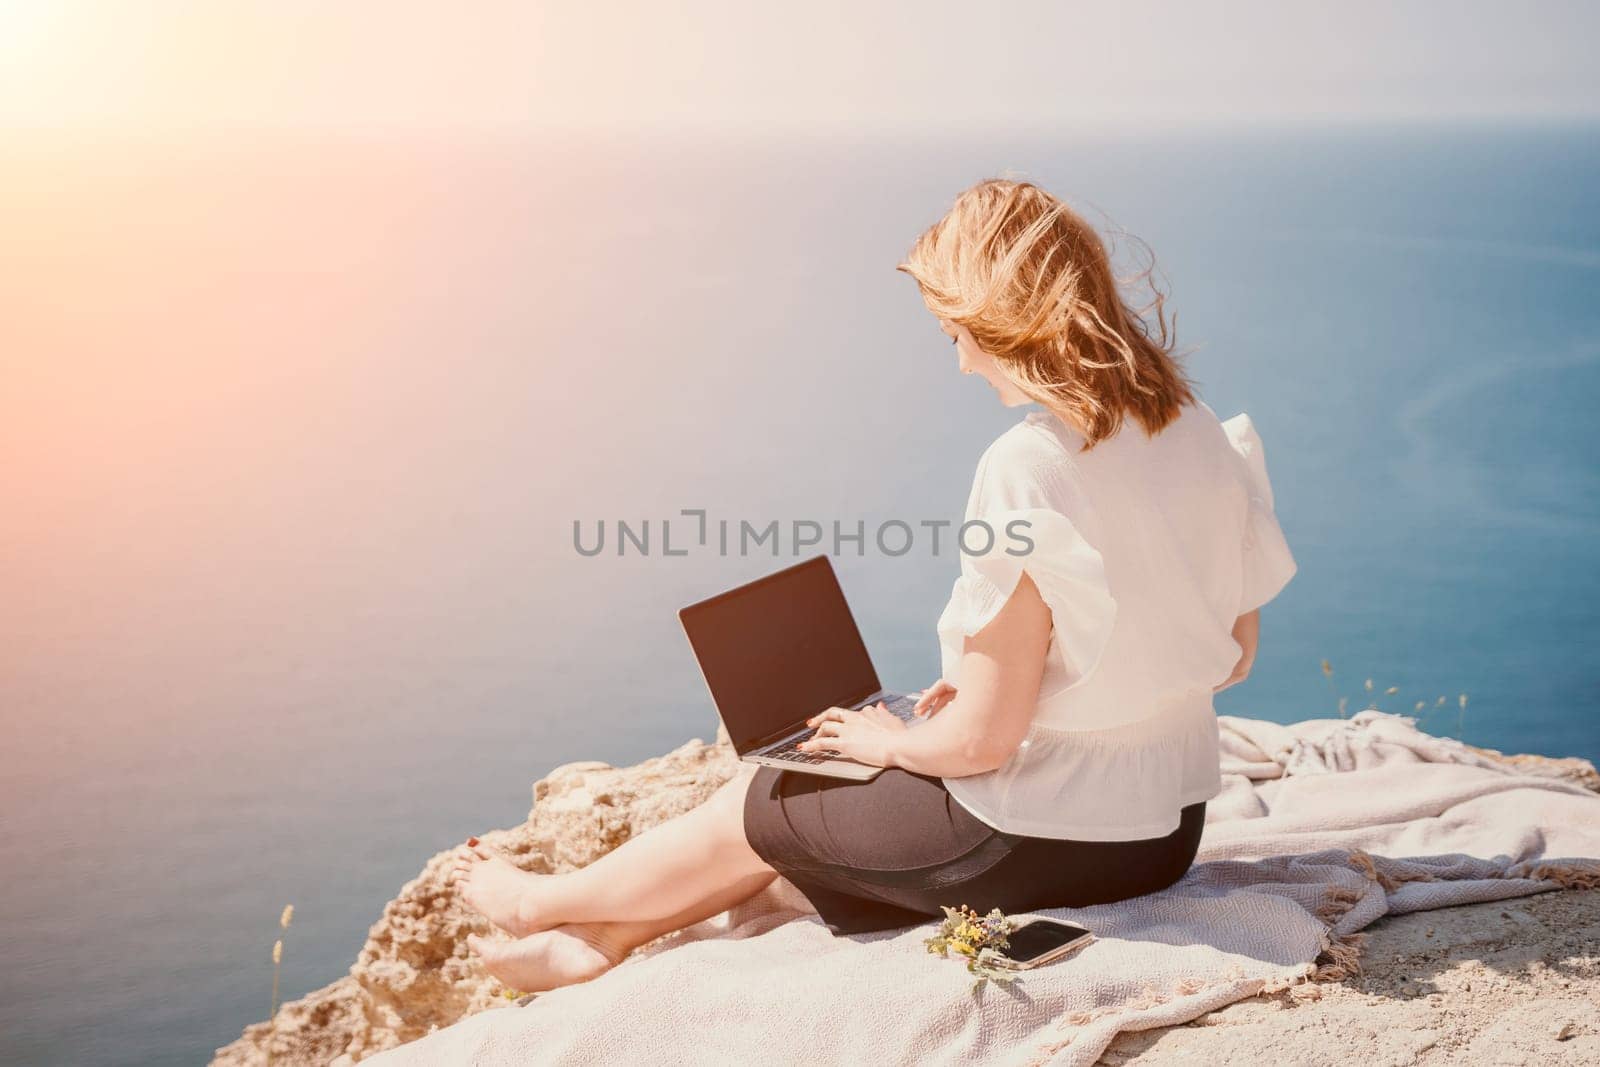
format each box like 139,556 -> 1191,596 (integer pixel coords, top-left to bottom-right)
923,904 -> 1019,986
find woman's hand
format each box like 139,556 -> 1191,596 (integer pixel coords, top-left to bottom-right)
1214,657 -> 1251,693
1215,609 -> 1260,693
798,703 -> 908,768
913,679 -> 957,718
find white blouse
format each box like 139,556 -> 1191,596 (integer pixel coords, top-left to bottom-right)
935,399 -> 1297,841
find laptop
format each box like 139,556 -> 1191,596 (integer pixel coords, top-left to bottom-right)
678,556 -> 922,781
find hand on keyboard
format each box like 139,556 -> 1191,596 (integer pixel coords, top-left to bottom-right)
798,702 -> 909,768
769,695 -> 928,767
766,729 -> 834,764
878,695 -> 922,722
912,680 -> 957,718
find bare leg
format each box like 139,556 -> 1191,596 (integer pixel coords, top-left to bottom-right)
451,765 -> 774,935
468,869 -> 777,994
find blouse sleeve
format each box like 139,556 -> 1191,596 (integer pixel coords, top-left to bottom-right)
1221,413 -> 1298,613
948,506 -> 1118,687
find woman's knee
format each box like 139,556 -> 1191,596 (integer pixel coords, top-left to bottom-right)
702,764 -> 758,831
710,763 -> 758,805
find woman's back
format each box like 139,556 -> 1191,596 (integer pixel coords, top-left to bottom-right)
936,398 -> 1297,840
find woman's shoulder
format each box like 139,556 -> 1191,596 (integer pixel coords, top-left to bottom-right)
980,410 -> 1078,475
1184,401 -> 1280,497
968,411 -> 1083,514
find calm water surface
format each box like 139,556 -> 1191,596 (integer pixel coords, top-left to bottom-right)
2,123 -> 1597,1065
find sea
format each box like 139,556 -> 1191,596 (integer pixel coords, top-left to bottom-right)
2,121 -> 1597,1065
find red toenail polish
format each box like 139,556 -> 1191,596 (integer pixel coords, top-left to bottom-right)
467,836 -> 479,846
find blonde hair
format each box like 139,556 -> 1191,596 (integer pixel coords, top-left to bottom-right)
897,178 -> 1195,449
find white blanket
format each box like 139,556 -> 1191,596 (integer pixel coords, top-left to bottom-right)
372,712 -> 1600,1066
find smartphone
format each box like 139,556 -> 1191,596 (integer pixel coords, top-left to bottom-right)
993,918 -> 1095,970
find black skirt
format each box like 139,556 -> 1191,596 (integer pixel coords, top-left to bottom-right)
742,765 -> 1206,935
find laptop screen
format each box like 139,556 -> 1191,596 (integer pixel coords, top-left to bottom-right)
679,556 -> 882,754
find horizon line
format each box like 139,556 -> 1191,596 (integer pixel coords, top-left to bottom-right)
6,111 -> 1600,143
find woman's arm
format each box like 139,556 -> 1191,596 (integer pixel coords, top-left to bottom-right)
1214,609 -> 1260,692
801,571 -> 1053,776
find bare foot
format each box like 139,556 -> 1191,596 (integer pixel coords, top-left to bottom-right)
467,926 -> 625,994
447,839 -> 546,937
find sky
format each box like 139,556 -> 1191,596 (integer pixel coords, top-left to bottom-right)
0,0 -> 1596,134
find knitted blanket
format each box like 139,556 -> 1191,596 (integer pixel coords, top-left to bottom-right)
371,712 -> 1600,1066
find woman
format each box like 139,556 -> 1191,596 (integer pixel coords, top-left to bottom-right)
449,178 -> 1297,992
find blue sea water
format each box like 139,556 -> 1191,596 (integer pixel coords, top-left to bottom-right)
1,122 -> 1597,1065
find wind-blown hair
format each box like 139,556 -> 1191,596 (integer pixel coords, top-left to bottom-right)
897,179 -> 1195,450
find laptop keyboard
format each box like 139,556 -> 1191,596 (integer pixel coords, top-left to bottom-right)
877,694 -> 921,722
764,735 -> 830,764
761,694 -> 921,765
